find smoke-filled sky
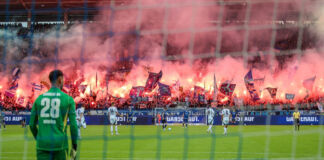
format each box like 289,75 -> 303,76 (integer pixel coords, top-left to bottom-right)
0,0 -> 324,102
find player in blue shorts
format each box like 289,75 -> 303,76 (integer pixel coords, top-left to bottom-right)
161,108 -> 168,131
182,109 -> 189,128
127,106 -> 134,127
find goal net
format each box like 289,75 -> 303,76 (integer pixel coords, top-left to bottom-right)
0,0 -> 323,159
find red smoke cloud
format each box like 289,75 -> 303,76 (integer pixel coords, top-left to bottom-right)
0,0 -> 323,105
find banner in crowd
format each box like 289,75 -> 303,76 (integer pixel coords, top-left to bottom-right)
12,67 -> 21,80
285,93 -> 295,100
158,82 -> 171,96
129,86 -> 145,102
5,68 -> 21,98
31,83 -> 43,91
219,83 -> 236,97
198,94 -> 205,103
162,115 -> 206,124
244,69 -> 260,101
303,76 -> 316,91
4,90 -> 16,97
144,70 -> 162,91
9,81 -> 18,90
266,87 -> 277,99
3,114 -> 324,125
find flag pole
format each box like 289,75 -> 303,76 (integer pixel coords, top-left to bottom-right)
96,72 -> 98,88
213,74 -> 217,102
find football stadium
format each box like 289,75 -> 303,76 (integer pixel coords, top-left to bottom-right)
0,0 -> 324,159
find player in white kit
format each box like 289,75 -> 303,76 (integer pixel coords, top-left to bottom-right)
206,106 -> 215,133
76,103 -> 86,138
108,103 -> 120,135
221,106 -> 231,135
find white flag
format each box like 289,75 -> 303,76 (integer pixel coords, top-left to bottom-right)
317,102 -> 323,112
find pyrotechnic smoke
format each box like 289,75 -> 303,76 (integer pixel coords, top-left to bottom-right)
0,0 -> 323,103
312,0 -> 324,50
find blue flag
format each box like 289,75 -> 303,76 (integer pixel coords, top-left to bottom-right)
158,82 -> 171,96
9,81 -> 18,90
285,93 -> 295,100
244,69 -> 253,84
12,67 -> 21,80
145,71 -> 162,92
31,83 -> 43,91
244,69 -> 260,101
198,94 -> 205,103
129,86 -> 145,102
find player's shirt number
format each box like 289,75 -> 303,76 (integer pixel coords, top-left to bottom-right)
40,98 -> 60,118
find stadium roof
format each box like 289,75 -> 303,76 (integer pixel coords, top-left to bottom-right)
0,0 -> 128,22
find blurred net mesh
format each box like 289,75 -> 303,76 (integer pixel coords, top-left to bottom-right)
0,0 -> 323,159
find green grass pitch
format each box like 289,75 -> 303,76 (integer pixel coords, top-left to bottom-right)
0,125 -> 323,160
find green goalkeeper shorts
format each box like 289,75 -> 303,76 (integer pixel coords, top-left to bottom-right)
37,149 -> 68,160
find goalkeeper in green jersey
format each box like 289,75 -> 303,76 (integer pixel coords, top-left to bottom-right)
29,70 -> 78,160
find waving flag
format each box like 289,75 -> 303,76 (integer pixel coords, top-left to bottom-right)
303,76 -> 316,91
244,70 -> 253,83
31,83 -> 43,91
285,93 -> 295,100
9,81 -> 18,90
6,72 -> 19,97
244,69 -> 260,101
5,90 -> 16,97
266,87 -> 277,99
158,82 -> 171,96
219,83 -> 236,97
129,86 -> 145,102
12,67 -> 21,80
145,71 -> 162,92
198,94 -> 205,103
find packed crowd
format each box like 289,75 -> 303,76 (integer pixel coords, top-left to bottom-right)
0,23 -> 322,112
0,82 -> 323,112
